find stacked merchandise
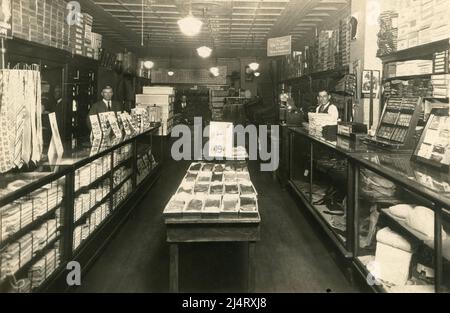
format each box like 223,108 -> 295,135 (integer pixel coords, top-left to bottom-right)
0,218 -> 60,282
431,74 -> 450,98
74,155 -> 111,192
11,0 -> 68,51
91,32 -> 103,60
308,113 -> 338,138
83,14 -> 94,58
130,108 -> 152,133
69,12 -> 85,56
113,144 -> 132,168
73,203 -> 109,251
383,78 -> 433,98
334,74 -> 357,96
74,179 -> 110,222
396,0 -> 450,50
1,179 -> 64,243
28,242 -> 60,290
386,60 -> 434,78
210,89 -> 229,121
281,51 -> 305,80
112,180 -> 132,209
137,149 -> 158,184
433,50 -> 450,74
163,162 -> 259,219
339,19 -> 351,67
0,69 -> 43,173
317,31 -> 333,72
136,86 -> 175,136
113,166 -> 132,188
377,11 -> 399,56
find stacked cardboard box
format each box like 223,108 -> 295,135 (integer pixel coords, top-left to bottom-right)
377,11 -> 399,56
397,0 -> 450,51
431,74 -> 450,98
339,19 -> 351,67
91,32 -> 103,60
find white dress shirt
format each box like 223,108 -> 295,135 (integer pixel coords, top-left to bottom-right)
316,102 -> 339,121
103,99 -> 112,110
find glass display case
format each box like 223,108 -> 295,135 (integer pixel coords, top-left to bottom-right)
0,125 -> 163,293
287,126 -> 450,292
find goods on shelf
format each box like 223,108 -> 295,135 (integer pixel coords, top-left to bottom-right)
1,179 -> 64,243
75,155 -> 111,191
163,162 -> 259,219
1,218 -> 60,282
383,78 -> 432,98
73,203 -> 109,251
433,50 -> 450,74
28,242 -> 61,290
136,86 -> 175,136
113,166 -> 132,188
113,144 -> 132,167
0,69 -> 43,173
210,89 -> 228,121
112,179 -> 132,209
431,74 -> 450,98
137,149 -> 157,184
377,11 -> 399,56
74,179 -> 110,222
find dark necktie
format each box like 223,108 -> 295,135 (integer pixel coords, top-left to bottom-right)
108,101 -> 111,111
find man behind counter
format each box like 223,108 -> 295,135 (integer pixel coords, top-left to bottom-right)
316,89 -> 339,122
87,85 -> 124,129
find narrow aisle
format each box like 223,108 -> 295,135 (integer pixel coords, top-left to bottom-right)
76,160 -> 358,293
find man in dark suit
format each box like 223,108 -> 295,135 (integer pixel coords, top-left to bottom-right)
87,85 -> 124,129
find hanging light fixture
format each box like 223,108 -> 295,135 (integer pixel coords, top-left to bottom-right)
197,46 -> 212,58
249,62 -> 260,71
168,70 -> 175,76
178,2 -> 203,37
254,71 -> 261,77
143,60 -> 154,70
209,66 -> 220,77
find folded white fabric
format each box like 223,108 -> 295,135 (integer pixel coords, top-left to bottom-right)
389,204 -> 414,220
406,206 -> 447,239
376,227 -> 415,253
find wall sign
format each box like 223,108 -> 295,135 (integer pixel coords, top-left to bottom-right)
267,35 -> 292,57
0,0 -> 12,38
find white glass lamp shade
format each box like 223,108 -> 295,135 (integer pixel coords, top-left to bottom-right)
168,71 -> 175,76
249,62 -> 260,71
209,67 -> 220,77
143,61 -> 154,70
178,14 -> 203,36
197,46 -> 212,58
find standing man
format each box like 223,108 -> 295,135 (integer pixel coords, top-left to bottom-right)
87,85 -> 123,129
316,89 -> 339,122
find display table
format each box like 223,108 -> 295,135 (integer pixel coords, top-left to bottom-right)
162,161 -> 260,292
164,215 -> 261,292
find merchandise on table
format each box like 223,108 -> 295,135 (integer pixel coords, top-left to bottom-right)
163,196 -> 187,218
224,183 -> 239,194
184,197 -> 204,218
194,183 -> 210,195
239,196 -> 258,217
209,183 -> 224,195
221,194 -> 239,217
202,195 -> 221,218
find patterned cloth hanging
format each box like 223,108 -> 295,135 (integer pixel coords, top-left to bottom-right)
0,67 -> 43,173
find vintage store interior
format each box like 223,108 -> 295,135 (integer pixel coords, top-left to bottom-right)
1,0 -> 450,294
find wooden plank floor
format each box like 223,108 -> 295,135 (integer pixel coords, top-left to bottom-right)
74,159 -> 359,293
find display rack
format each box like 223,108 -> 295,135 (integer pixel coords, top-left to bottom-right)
0,125 -> 164,293
285,125 -> 450,293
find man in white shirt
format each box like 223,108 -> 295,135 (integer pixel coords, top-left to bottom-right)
316,90 -> 339,122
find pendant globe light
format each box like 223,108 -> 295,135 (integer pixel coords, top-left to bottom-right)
197,46 -> 212,58
178,2 -> 203,37
249,62 -> 260,71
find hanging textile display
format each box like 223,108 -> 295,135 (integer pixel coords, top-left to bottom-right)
0,66 -> 43,173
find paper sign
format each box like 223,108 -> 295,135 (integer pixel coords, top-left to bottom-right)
90,115 -> 102,140
107,112 -> 122,138
267,35 -> 292,57
98,112 -> 112,138
119,113 -> 133,135
208,122 -> 234,159
48,113 -> 64,159
90,138 -> 102,157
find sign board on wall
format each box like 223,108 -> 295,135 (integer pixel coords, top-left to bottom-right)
0,0 -> 12,38
267,35 -> 292,57
151,66 -> 227,85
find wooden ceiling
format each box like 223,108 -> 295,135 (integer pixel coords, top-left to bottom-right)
82,0 -> 349,57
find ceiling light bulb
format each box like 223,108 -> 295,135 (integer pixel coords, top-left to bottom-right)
209,66 -> 220,77
197,46 -> 212,58
143,61 -> 154,70
168,71 -> 175,76
178,14 -> 203,37
249,62 -> 260,71
254,71 -> 261,77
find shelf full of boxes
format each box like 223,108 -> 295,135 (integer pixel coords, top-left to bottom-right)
136,86 -> 175,136
378,0 -> 450,107
11,0 -> 103,60
0,127 -> 162,293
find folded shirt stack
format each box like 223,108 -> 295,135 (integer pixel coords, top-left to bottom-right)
28,242 -> 60,289
1,202 -> 21,242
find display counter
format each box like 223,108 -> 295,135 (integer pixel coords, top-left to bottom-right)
0,125 -> 164,293
286,126 -> 450,293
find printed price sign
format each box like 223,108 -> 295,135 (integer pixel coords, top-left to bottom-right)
267,35 -> 292,57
